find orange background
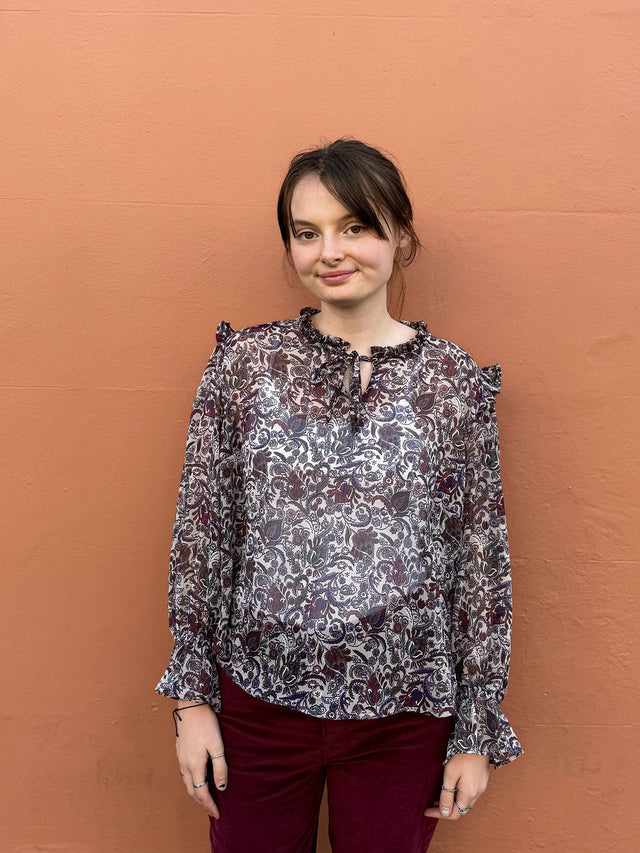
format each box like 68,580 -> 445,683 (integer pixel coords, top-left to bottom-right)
2,2 -> 639,851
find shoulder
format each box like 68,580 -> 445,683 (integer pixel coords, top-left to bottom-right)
212,316 -> 301,359
420,331 -> 503,405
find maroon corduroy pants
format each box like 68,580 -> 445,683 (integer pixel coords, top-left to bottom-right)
208,666 -> 452,853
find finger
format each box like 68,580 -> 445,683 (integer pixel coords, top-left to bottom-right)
183,760 -> 220,820
423,800 -> 460,821
453,799 -> 472,818
423,804 -> 445,819
209,752 -> 229,793
454,780 -> 477,816
192,779 -> 220,820
438,773 -> 459,819
424,784 -> 459,820
180,773 -> 192,795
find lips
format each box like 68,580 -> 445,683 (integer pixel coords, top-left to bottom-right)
319,270 -> 355,284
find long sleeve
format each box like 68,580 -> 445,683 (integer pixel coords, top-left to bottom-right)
155,323 -> 232,709
446,363 -> 523,767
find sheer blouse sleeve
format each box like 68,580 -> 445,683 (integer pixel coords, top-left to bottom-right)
155,322 -> 233,709
446,363 -> 523,767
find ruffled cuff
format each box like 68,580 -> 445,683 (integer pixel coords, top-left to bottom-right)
446,686 -> 523,768
155,634 -> 221,710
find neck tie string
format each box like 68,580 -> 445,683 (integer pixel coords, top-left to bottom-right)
312,350 -> 370,433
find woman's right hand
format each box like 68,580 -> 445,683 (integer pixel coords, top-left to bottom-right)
175,703 -> 228,819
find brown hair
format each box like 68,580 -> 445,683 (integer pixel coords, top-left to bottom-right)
277,139 -> 421,317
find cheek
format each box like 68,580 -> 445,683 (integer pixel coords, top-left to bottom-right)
362,245 -> 396,274
355,236 -> 397,267
289,246 -> 315,277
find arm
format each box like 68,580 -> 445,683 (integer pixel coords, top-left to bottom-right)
426,363 -> 522,820
446,362 -> 522,769
156,324 -> 233,816
155,324 -> 231,707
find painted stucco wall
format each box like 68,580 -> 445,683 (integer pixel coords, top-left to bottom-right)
2,2 -> 638,851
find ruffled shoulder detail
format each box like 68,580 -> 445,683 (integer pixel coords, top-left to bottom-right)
216,320 -> 235,344
479,363 -> 502,396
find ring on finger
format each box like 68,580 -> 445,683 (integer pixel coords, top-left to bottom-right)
209,752 -> 225,760
455,802 -> 471,815
193,780 -> 208,789
441,785 -> 457,794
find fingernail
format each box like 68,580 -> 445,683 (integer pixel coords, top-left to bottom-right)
217,782 -> 226,790
441,809 -> 449,816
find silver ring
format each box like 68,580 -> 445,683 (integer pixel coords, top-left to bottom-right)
441,785 -> 457,794
455,802 -> 471,815
209,752 -> 225,760
193,780 -> 208,789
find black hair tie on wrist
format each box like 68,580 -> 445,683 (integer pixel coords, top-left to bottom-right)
172,702 -> 208,737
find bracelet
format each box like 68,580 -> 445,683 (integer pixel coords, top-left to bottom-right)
172,702 -> 208,737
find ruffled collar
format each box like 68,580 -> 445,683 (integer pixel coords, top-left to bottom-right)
297,307 -> 429,433
298,306 -> 429,360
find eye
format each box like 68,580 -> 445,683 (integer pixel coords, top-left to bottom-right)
296,230 -> 316,241
346,224 -> 366,235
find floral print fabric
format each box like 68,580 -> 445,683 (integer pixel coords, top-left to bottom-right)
156,307 -> 522,767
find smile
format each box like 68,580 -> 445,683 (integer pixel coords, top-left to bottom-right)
319,270 -> 356,284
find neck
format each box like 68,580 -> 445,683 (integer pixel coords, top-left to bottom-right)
311,297 -> 397,356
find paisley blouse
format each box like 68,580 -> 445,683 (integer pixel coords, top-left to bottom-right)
156,306 -> 523,767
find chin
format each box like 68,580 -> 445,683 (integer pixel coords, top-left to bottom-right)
322,288 -> 385,308
318,292 -> 365,308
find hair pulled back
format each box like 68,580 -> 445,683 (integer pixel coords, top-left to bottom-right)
277,139 -> 420,316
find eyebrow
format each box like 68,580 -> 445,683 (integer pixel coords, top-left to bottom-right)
291,214 -> 355,229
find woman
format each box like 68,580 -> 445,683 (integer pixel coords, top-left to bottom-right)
156,139 -> 522,852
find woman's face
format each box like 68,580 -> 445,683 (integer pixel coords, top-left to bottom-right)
288,175 -> 407,312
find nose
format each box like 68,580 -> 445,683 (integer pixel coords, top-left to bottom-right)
320,233 -> 345,265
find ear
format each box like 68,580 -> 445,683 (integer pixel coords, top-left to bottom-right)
397,228 -> 410,250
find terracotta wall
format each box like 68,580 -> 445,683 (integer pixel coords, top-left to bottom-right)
2,2 -> 638,851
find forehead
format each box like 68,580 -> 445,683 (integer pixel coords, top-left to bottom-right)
289,175 -> 351,223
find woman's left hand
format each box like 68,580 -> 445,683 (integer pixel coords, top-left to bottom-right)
424,753 -> 490,820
